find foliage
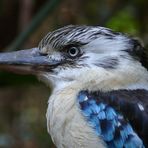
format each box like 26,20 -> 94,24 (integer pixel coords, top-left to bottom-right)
106,9 -> 139,35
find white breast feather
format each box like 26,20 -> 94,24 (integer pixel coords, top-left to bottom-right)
46,85 -> 106,148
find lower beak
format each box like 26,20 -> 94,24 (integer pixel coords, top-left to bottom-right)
0,48 -> 59,74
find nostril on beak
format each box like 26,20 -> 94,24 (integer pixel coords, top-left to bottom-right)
39,52 -> 48,56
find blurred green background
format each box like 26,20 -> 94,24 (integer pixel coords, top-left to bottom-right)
0,0 -> 148,147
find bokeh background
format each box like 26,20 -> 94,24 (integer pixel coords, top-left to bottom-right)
0,0 -> 148,147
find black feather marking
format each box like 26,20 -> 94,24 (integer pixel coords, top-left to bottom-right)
94,57 -> 119,69
125,39 -> 148,70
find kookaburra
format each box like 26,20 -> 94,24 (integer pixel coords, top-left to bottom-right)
0,25 -> 148,148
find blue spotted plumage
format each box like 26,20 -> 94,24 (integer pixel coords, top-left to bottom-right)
77,90 -> 147,148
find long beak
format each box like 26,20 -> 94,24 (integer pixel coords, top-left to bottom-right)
0,48 -> 60,74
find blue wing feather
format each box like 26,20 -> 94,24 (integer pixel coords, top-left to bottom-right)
77,90 -> 147,148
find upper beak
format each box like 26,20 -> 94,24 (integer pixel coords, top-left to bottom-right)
0,48 -> 60,74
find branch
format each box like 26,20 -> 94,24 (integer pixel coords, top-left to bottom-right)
6,0 -> 61,51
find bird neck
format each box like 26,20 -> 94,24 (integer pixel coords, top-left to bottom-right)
53,70 -> 148,94
46,80 -> 106,148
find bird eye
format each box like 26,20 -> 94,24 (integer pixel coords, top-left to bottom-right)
67,47 -> 80,58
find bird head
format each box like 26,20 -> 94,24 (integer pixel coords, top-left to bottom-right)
0,25 -> 148,90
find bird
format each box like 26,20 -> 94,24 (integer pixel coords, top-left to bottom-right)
0,25 -> 148,148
